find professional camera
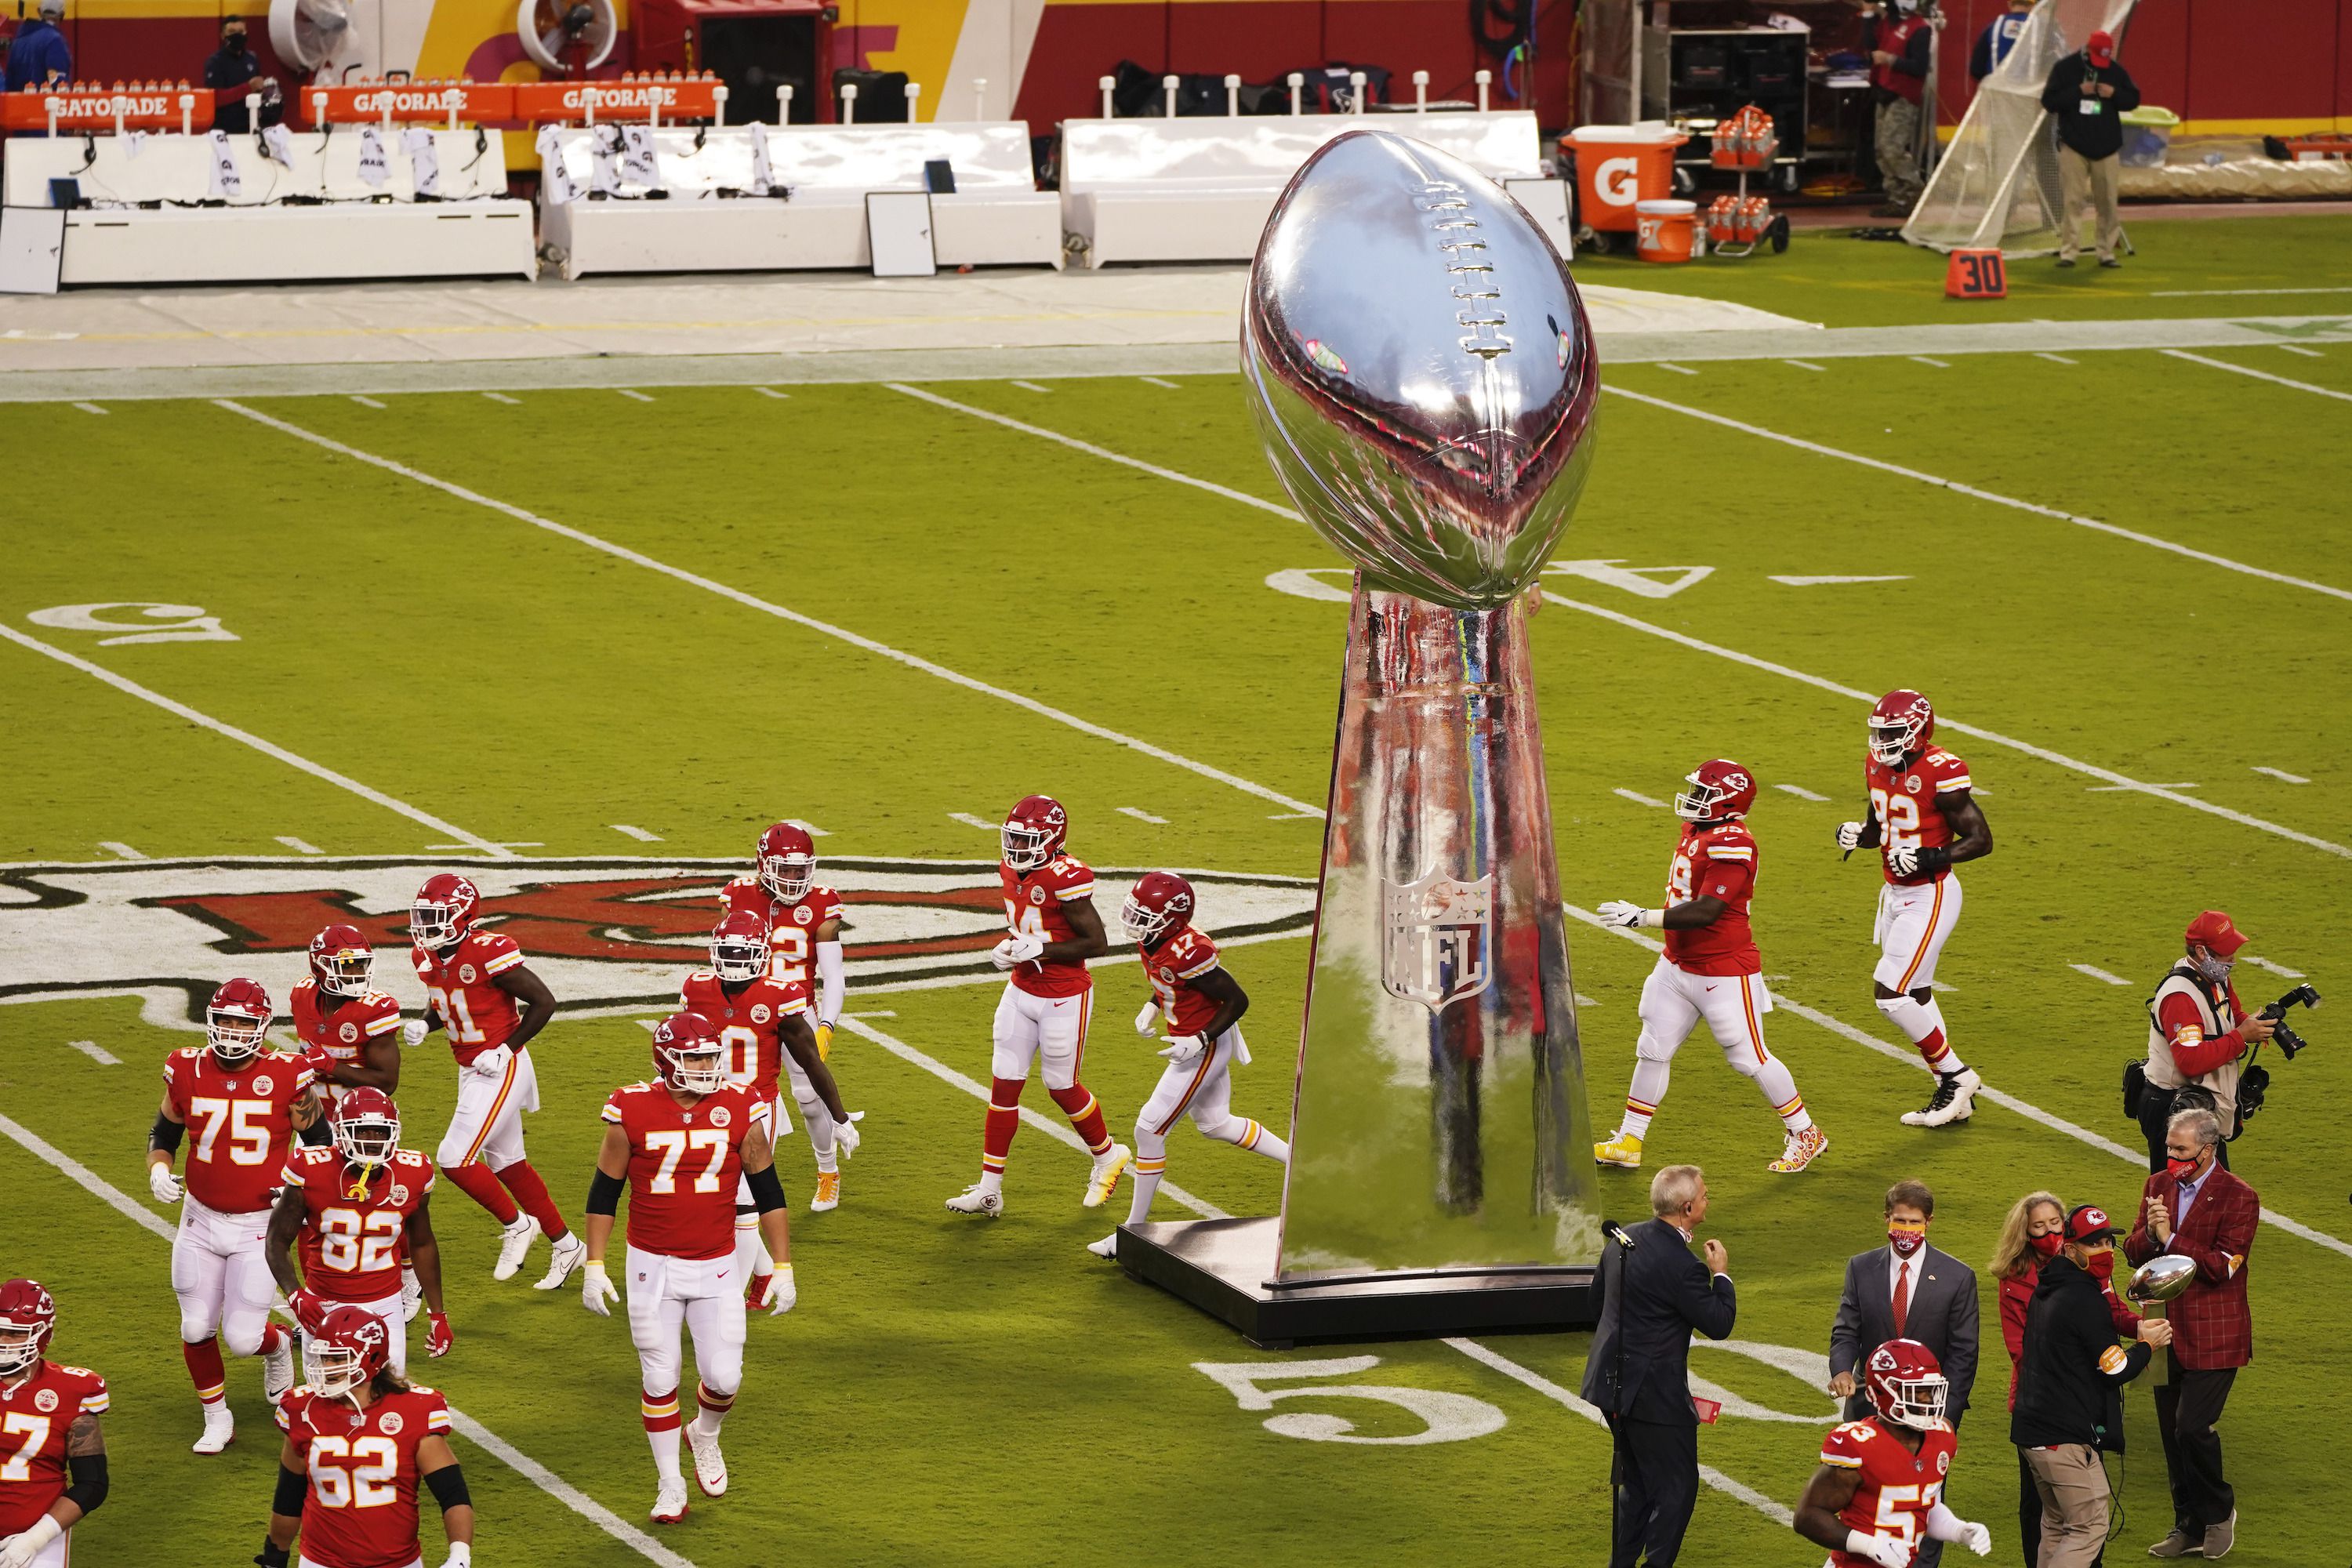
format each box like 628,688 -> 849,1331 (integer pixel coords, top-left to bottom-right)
2235,983 -> 2320,1125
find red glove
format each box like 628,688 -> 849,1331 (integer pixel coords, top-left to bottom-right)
300,1047 -> 339,1086
287,1288 -> 330,1334
426,1311 -> 454,1359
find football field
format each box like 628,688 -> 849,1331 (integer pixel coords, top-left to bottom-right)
2,241 -> 2349,1567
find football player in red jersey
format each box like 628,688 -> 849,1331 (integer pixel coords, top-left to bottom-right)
405,873 -> 587,1291
1594,761 -> 1830,1174
267,1091 -> 452,1376
582,1012 -> 796,1524
1085,873 -> 1289,1258
1838,691 -> 1994,1131
0,1282 -> 109,1568
946,795 -> 1131,1218
145,978 -> 325,1454
681,913 -> 860,1304
257,1307 -> 474,1568
721,822 -> 849,1059
1795,1340 -> 1991,1567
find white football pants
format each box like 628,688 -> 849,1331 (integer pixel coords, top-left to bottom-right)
1874,874 -> 1964,993
171,1196 -> 278,1356
991,984 -> 1093,1091
434,1044 -> 540,1173
624,1245 -> 746,1403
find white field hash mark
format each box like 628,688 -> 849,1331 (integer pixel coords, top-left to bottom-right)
1611,788 -> 1667,809
274,836 -> 324,855
2252,767 -> 2310,784
67,1040 -> 120,1065
0,1110 -> 702,1568
611,824 -> 662,842
97,841 -> 145,860
2163,349 -> 2352,406
949,812 -> 999,831
2243,954 -> 2305,978
1773,783 -> 1829,802
220,398 -> 1324,821
1118,807 -> 1170,824
2069,964 -> 2131,985
350,395 -> 387,409
73,402 -> 107,416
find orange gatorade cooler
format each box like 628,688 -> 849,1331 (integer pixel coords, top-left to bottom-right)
1635,198 -> 1698,263
1565,124 -> 1688,234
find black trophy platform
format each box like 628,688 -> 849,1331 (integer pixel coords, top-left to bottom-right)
1115,1216 -> 1599,1348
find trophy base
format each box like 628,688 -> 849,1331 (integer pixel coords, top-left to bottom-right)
1115,1217 -> 1598,1348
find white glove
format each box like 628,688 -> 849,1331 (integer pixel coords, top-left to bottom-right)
440,1544 -> 473,1568
1889,845 -> 1922,877
147,1160 -> 183,1204
758,1263 -> 796,1316
987,938 -> 1018,971
1957,1520 -> 1991,1557
1844,1533 -> 1907,1568
831,1116 -> 860,1160
0,1518 -> 63,1568
1156,1035 -> 1206,1068
1595,900 -> 1647,930
1134,999 -> 1160,1037
581,1261 -> 618,1317
1835,821 -> 1864,852
1004,931 -> 1045,964
401,1018 -> 428,1048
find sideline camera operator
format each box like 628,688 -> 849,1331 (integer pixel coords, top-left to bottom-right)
2130,911 -> 2271,1173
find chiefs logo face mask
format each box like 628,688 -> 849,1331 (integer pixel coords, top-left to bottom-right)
1888,1219 -> 1927,1258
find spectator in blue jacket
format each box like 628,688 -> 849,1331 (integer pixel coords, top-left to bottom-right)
1970,0 -> 2034,83
4,0 -> 72,93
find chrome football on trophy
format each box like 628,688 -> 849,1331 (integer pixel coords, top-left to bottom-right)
1112,129 -> 1604,1342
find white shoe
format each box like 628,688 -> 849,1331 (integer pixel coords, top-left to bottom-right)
261,1335 -> 296,1404
810,1169 -> 841,1212
535,1231 -> 588,1290
684,1421 -> 728,1497
191,1403 -> 235,1454
1900,1067 -> 1982,1128
651,1475 -> 690,1524
493,1214 -> 542,1281
401,1269 -> 424,1323
1083,1143 -> 1133,1209
945,1184 -> 1003,1218
1085,1232 -> 1119,1259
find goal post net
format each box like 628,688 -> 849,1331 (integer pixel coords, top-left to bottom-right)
1902,0 -> 2137,256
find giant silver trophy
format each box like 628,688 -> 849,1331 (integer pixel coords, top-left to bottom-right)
1119,129 -> 1604,1342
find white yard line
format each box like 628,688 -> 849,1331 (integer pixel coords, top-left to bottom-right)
1654,363 -> 1697,375
617,390 -> 655,403
949,812 -> 999,832
1784,360 -> 1825,372
1773,784 -> 1829,802
72,401 -> 107,416
2161,349 -> 2352,405
483,392 -> 521,405
611,824 -> 662,842
350,395 -> 386,409
1011,381 -> 1052,393
2068,964 -> 2131,985
2147,286 -> 2352,298
220,399 -> 1323,819
1602,385 -> 2352,603
96,840 -> 146,860
65,1040 -> 119,1065
1117,807 -> 1170,824
1611,788 -> 1667,809
273,836 -> 324,855
753,387 -> 789,399
1539,593 -> 2352,861
1910,357 -> 1948,368
2,622 -> 512,858
0,1110 -> 699,1568
2035,353 -> 2078,365
2277,346 -> 2325,359
1140,376 -> 1181,390
2252,767 -> 2310,783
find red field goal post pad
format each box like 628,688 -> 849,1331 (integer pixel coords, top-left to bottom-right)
1945,247 -> 2007,299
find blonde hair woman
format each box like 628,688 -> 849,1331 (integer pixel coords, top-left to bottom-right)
1997,1192 -> 2064,1568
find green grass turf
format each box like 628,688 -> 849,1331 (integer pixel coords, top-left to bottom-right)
1,335 -> 2347,1568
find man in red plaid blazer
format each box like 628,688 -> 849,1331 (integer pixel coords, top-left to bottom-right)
2123,1105 -> 2255,1559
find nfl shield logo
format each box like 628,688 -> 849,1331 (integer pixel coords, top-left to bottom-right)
1381,873 -> 1494,1013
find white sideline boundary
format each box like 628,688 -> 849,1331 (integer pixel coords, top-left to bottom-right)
0,1109 -> 698,1568
216,400 -> 1324,822
2161,349 -> 2352,406
0,624 -> 514,860
1601,386 -> 2352,604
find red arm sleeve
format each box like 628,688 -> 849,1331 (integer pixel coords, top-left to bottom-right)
2157,991 -> 2245,1078
2000,1277 -> 2028,1364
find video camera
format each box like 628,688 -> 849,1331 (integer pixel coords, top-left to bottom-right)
2235,983 -> 2320,1126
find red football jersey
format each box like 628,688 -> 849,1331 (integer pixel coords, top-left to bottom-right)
0,1361 -> 108,1537
409,931 -> 525,1065
677,969 -> 811,1103
277,1384 -> 453,1568
1820,1416 -> 1958,1568
720,876 -> 845,994
1864,747 -> 1973,887
603,1081 -> 771,1261
1662,821 -> 1761,977
282,1145 -> 434,1303
1001,855 -> 1096,998
1140,926 -> 1225,1037
290,979 -> 403,1100
162,1047 -> 318,1214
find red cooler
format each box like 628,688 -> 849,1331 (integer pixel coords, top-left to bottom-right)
1563,125 -> 1688,234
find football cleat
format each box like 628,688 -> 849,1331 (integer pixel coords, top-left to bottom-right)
401,1269 -> 424,1323
1593,1132 -> 1644,1169
1900,1067 -> 1982,1129
945,1185 -> 1004,1218
191,1403 -> 235,1454
492,1214 -> 542,1282
1085,1232 -> 1120,1259
261,1335 -> 296,1404
811,1170 -> 841,1212
685,1422 -> 728,1498
1769,1125 -> 1830,1174
743,1272 -> 771,1308
1083,1144 -> 1133,1209
535,1231 -> 588,1290
651,1476 -> 690,1524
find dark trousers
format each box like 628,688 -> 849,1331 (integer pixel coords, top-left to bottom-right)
2136,1083 -> 2231,1173
2154,1356 -> 2237,1533
1609,1415 -> 1698,1567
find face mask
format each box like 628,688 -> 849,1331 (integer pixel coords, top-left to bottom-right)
2029,1231 -> 2064,1258
2166,1155 -> 2202,1182
2190,952 -> 2234,983
1888,1224 -> 1926,1258
2085,1248 -> 2115,1280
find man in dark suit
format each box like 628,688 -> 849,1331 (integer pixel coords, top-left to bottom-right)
1581,1163 -> 1737,1567
2125,1106 -> 2256,1560
1827,1178 -> 1980,1565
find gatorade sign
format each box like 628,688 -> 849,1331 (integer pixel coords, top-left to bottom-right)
1595,157 -> 1640,206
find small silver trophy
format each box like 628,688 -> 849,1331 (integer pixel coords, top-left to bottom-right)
1116,129 -> 1602,1341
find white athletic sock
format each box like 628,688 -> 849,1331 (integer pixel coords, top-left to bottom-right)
1878,993 -> 1965,1074
975,1169 -> 1004,1199
1241,1120 -> 1290,1163
1620,1057 -> 1671,1139
798,1089 -> 835,1163
1751,1053 -> 1813,1133
649,1425 -> 682,1485
1124,1163 -> 1165,1227
731,1212 -> 761,1282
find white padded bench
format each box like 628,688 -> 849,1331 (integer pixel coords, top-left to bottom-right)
537,122 -> 1062,278
1058,111 -> 1565,267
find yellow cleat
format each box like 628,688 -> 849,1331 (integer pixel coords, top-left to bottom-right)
811,1170 -> 841,1212
1769,1125 -> 1829,1174
1594,1132 -> 1643,1169
1084,1143 -> 1133,1208
815,1022 -> 835,1062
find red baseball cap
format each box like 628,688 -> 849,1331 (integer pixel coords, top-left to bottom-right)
2184,909 -> 2249,956
2065,1205 -> 2116,1244
2086,30 -> 2115,64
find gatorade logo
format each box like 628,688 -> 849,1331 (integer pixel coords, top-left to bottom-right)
1597,157 -> 1640,206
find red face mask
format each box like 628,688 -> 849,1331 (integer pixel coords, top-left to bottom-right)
1888,1222 -> 1926,1258
2085,1248 -> 2115,1279
2029,1231 -> 2064,1258
2166,1156 -> 2202,1182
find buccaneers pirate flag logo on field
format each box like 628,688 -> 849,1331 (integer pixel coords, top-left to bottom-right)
0,857 -> 1316,1026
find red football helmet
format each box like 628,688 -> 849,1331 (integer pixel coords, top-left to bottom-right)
1864,1338 -> 1950,1431
1869,690 -> 1936,768
1120,871 -> 1196,946
1672,760 -> 1758,822
1002,795 -> 1068,872
651,1011 -> 728,1094
409,873 -> 481,952
710,909 -> 771,985
756,822 -> 818,902
0,1279 -> 56,1377
303,1305 -> 394,1401
205,977 -> 274,1069
331,1087 -> 402,1172
308,923 -> 374,998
